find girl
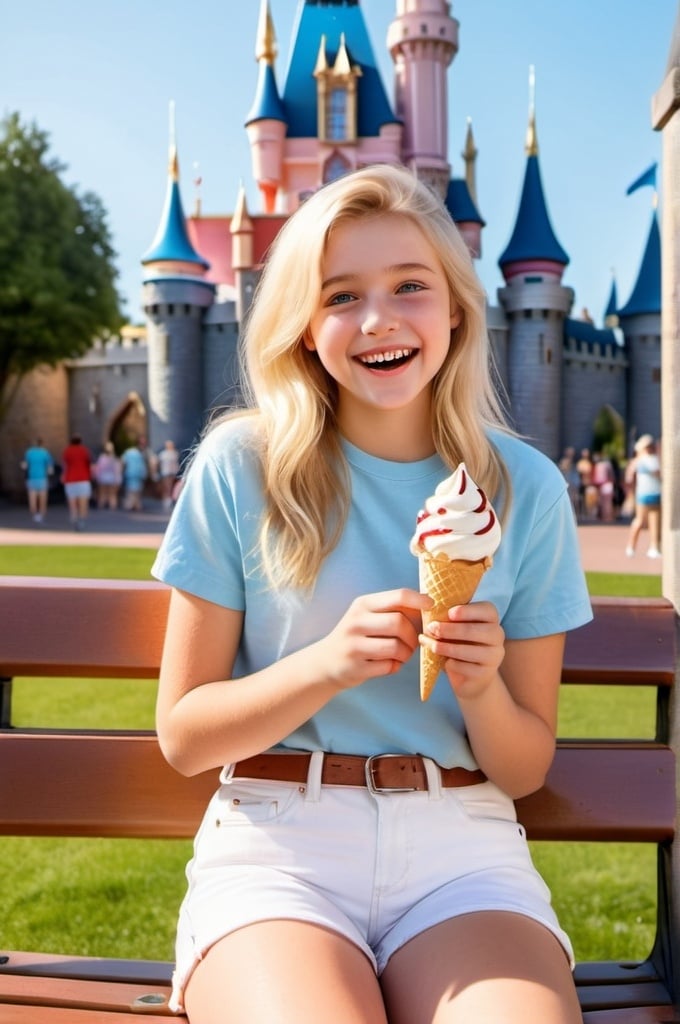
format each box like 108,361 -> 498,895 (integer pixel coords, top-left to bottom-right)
153,165 -> 592,1023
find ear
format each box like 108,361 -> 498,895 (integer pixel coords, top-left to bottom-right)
302,331 -> 316,352
450,302 -> 462,330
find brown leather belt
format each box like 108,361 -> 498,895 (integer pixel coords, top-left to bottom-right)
231,753 -> 486,793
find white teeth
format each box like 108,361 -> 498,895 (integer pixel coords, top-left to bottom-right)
359,348 -> 413,365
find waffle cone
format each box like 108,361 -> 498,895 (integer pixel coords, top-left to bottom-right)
419,553 -> 491,701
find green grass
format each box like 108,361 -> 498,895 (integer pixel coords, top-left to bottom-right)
0,547 -> 666,963
0,545 -> 157,579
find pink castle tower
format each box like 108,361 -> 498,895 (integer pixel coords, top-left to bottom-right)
387,0 -> 459,198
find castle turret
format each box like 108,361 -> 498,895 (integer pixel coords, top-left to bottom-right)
230,183 -> 258,323
618,212 -> 662,441
387,0 -> 459,198
497,71 -> 573,459
245,0 -> 287,214
141,113 -> 215,456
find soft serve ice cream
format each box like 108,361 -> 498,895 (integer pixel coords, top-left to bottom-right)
410,463 -> 501,700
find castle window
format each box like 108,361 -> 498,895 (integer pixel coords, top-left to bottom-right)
546,348 -> 552,364
324,150 -> 351,184
167,304 -> 174,316
184,304 -> 191,316
652,367 -> 661,383
327,88 -> 347,141
315,33 -> 362,144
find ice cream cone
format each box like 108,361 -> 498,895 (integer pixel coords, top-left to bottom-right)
419,552 -> 491,700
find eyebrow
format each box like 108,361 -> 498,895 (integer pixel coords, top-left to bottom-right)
321,262 -> 436,290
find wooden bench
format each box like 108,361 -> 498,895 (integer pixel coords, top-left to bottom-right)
0,575 -> 678,1022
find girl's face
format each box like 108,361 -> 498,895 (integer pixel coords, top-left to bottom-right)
306,214 -> 460,444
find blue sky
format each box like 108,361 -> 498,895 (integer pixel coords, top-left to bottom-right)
2,1 -> 677,324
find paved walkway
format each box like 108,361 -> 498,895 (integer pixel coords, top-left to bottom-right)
0,499 -> 662,576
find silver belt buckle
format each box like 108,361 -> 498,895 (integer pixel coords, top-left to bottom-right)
364,753 -> 422,795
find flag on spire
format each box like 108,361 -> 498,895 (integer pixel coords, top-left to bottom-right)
626,163 -> 657,195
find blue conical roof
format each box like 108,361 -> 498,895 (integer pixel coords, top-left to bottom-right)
445,179 -> 485,226
604,278 -> 618,321
618,213 -> 661,318
246,58 -> 287,124
282,1 -> 398,137
142,150 -> 209,268
499,155 -> 569,269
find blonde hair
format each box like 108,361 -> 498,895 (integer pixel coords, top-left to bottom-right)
218,164 -> 511,588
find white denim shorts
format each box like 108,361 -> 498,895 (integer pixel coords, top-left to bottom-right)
169,753 -> 572,1012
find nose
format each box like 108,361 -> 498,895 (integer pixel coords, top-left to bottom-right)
361,297 -> 399,337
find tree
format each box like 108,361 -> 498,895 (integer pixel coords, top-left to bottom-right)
0,112 -> 123,424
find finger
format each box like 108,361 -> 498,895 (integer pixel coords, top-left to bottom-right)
364,588 -> 434,613
445,600 -> 498,623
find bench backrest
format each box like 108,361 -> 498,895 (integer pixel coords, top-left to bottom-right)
0,576 -> 676,846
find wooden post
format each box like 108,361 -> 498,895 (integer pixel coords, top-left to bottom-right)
652,7 -> 680,1001
654,16 -> 680,607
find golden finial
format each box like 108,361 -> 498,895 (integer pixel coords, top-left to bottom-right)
255,0 -> 277,64
525,65 -> 539,156
168,100 -> 179,181
192,161 -> 202,217
314,35 -> 329,74
462,117 -> 478,205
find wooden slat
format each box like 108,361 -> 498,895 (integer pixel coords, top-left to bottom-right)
0,578 -> 675,687
0,952 -> 172,986
0,974 -> 173,1014
517,741 -> 676,841
0,577 -> 170,678
563,597 -> 676,686
0,732 -> 216,838
0,1007 -> 176,1023
0,732 -> 674,842
582,1007 -> 680,1023
578,982 -> 675,1011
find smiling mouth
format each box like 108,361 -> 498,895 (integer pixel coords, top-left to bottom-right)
356,348 -> 416,370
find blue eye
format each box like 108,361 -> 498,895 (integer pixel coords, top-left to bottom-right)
328,292 -> 355,306
397,281 -> 424,294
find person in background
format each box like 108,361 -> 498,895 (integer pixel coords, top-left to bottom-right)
93,442 -> 122,510
158,440 -> 181,511
558,447 -> 579,518
591,453 -> 615,523
61,434 -> 92,530
121,441 -> 149,511
152,164 -> 591,1024
625,435 -> 662,559
21,438 -> 54,523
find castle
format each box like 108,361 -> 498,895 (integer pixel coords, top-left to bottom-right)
1,0 -> 661,494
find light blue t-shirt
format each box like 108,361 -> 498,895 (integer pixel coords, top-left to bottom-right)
152,418 -> 592,769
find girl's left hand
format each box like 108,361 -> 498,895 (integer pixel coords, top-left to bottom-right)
421,601 -> 505,700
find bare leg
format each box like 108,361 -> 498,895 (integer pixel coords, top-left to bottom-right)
647,507 -> 661,554
381,912 -> 581,1024
185,920 -> 388,1024
626,504 -> 648,553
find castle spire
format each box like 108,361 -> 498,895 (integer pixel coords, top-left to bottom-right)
498,69 -> 568,278
142,102 -> 209,271
525,65 -> 538,156
255,0 -> 276,64
618,213 -> 662,318
462,116 -> 478,206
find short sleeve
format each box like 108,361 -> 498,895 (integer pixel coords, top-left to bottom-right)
502,486 -> 592,638
151,425 -> 253,610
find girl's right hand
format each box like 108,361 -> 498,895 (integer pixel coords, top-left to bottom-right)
316,588 -> 433,691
